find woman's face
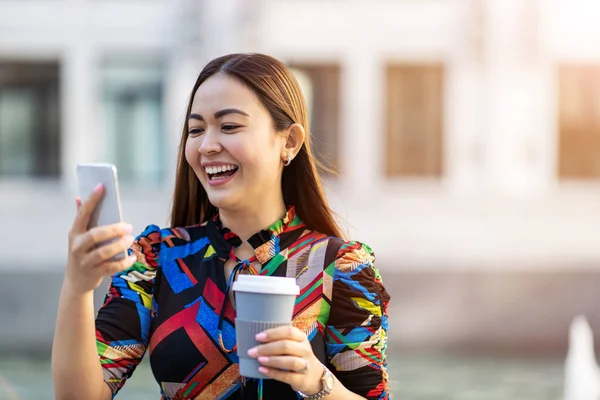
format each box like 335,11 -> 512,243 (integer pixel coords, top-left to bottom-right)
185,73 -> 287,212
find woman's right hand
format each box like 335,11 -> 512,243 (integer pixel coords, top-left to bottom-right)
65,183 -> 137,295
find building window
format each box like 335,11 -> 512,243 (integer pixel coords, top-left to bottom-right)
100,60 -> 165,185
0,62 -> 60,178
290,64 -> 341,174
385,64 -> 444,177
559,65 -> 600,179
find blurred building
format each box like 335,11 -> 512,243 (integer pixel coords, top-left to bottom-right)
2,0 -> 600,355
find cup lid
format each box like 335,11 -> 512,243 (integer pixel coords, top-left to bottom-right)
232,275 -> 300,295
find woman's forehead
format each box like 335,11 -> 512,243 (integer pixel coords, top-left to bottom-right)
191,73 -> 263,116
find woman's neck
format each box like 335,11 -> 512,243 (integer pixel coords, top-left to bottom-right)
219,198 -> 288,242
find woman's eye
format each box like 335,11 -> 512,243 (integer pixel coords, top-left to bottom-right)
188,128 -> 204,135
222,124 -> 240,132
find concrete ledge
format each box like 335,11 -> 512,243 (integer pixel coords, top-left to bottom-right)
1,268 -> 599,357
385,269 -> 600,356
0,268 -> 109,357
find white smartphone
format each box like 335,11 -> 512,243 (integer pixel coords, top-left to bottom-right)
77,163 -> 126,260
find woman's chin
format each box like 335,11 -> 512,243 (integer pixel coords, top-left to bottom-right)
206,191 -> 239,211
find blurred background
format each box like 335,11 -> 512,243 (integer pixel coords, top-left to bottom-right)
2,0 -> 600,398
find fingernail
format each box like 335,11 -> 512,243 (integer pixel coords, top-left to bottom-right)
258,356 -> 269,364
255,332 -> 267,341
124,224 -> 133,233
125,235 -> 134,244
93,183 -> 103,193
258,367 -> 268,374
129,255 -> 137,263
247,348 -> 258,357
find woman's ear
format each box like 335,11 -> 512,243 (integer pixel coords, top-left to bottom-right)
281,123 -> 306,161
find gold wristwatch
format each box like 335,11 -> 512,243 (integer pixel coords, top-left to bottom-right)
297,364 -> 335,399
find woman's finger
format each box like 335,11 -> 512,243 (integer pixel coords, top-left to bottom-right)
76,223 -> 133,254
75,196 -> 82,210
80,235 -> 135,267
100,255 -> 138,277
248,339 -> 307,358
255,325 -> 307,343
71,184 -> 104,234
257,355 -> 308,373
256,366 -> 300,388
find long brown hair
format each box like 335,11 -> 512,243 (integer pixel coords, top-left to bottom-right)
170,53 -> 344,239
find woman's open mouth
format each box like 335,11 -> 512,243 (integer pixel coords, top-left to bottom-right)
204,164 -> 239,185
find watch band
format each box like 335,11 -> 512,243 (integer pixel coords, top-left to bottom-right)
297,365 -> 334,399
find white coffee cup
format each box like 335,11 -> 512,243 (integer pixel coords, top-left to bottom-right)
233,275 -> 300,379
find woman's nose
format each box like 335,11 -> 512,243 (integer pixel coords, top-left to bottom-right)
198,128 -> 222,155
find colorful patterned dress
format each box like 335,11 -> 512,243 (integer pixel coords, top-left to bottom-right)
95,207 -> 390,399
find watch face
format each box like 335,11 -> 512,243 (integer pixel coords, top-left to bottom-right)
324,370 -> 335,391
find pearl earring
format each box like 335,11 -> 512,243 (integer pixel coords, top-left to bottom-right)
284,154 -> 292,166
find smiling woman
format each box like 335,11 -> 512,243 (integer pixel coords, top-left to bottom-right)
52,53 -> 390,400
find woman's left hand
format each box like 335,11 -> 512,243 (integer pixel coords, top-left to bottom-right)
247,325 -> 324,395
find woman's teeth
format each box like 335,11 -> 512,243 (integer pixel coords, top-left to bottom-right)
205,164 -> 239,181
205,164 -> 237,174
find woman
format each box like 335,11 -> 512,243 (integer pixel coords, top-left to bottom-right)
52,53 -> 390,400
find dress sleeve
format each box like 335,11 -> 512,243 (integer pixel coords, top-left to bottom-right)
95,224 -> 162,397
325,241 -> 391,400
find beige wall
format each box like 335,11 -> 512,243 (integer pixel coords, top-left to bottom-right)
3,0 -> 600,273
3,0 -> 600,353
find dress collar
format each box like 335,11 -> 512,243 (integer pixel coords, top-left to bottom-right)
207,206 -> 306,265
